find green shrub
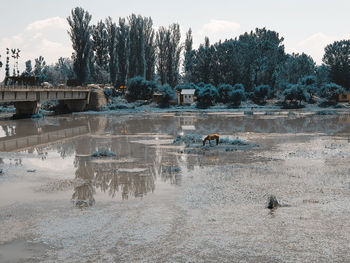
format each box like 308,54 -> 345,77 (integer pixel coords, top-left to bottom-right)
252,85 -> 271,105
157,84 -> 175,108
126,76 -> 158,102
282,84 -> 309,108
196,84 -> 219,108
319,82 -> 344,106
228,89 -> 245,107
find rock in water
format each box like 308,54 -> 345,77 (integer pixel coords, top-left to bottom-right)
267,195 -> 279,209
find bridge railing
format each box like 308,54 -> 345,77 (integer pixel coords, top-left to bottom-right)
0,84 -> 91,90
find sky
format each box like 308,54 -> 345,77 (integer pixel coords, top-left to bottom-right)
0,0 -> 350,78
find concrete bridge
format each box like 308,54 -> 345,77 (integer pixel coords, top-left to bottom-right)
0,85 -> 91,116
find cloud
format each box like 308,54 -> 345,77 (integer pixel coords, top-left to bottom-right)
26,16 -> 67,31
199,19 -> 240,36
194,19 -> 241,47
0,17 -> 72,79
291,32 -> 350,64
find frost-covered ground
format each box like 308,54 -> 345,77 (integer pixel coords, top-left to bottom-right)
0,112 -> 350,262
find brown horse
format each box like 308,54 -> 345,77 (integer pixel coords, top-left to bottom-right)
203,134 -> 219,146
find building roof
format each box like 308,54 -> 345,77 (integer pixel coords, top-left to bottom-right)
181,89 -> 196,95
182,125 -> 196,130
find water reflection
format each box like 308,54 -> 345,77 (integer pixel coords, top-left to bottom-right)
72,158 -> 95,207
92,161 -> 155,200
0,113 -> 349,206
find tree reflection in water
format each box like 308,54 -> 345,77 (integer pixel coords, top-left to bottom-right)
72,155 -> 157,206
93,163 -> 156,200
72,158 -> 95,207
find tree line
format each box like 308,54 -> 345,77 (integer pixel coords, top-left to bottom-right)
1,6 -> 350,103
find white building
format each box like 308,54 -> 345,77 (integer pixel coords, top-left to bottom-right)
178,89 -> 196,105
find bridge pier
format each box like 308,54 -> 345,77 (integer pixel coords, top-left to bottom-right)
14,101 -> 40,116
63,99 -> 87,112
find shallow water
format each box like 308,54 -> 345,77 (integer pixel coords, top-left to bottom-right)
0,111 -> 350,262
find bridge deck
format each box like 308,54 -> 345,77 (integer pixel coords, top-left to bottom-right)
0,85 -> 91,103
0,85 -> 90,92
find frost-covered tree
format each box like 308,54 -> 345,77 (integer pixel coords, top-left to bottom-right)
116,17 -> 130,87
323,40 -> 350,90
128,14 -> 146,79
106,17 -> 118,86
67,7 -> 93,85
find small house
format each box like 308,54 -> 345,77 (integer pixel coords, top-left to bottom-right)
177,89 -> 196,105
338,93 -> 350,102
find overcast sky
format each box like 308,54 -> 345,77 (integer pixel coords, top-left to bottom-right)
1,0 -> 350,77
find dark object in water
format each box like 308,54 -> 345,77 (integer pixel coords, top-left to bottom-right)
267,195 -> 280,209
73,199 -> 95,207
91,149 -> 117,158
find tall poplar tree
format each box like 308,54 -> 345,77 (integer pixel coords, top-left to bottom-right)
168,23 -> 182,87
92,20 -> 109,70
184,28 -> 194,82
116,17 -> 130,87
156,23 -> 182,87
144,17 -> 156,81
128,14 -> 146,79
156,27 -> 169,85
106,17 -> 118,86
67,7 -> 92,85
